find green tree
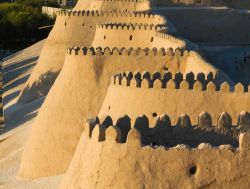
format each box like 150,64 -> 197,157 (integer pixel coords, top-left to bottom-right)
0,2 -> 55,49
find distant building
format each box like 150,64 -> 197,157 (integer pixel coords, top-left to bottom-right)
155,0 -> 250,9
57,0 -> 76,7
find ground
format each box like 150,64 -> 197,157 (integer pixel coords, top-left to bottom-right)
0,40 -> 63,189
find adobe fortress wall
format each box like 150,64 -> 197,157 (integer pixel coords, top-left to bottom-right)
156,0 -> 250,9
92,23 -> 186,49
66,47 -> 221,76
159,8 -> 250,44
17,47 -> 229,179
99,72 -> 250,126
59,116 -> 250,189
74,0 -> 152,11
18,10 -> 166,102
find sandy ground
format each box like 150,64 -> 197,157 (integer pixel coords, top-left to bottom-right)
0,40 -> 63,189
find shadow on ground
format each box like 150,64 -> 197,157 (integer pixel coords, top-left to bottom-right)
3,57 -> 38,85
1,97 -> 45,135
18,71 -> 59,103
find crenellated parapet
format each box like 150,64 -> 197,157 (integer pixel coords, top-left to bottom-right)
57,10 -> 164,21
97,23 -> 167,31
85,112 -> 250,147
73,0 -> 153,12
82,0 -> 152,12
92,22 -> 186,49
55,10 -> 166,30
66,46 -> 188,57
60,113 -> 250,188
99,71 -> 249,126
112,71 -> 246,92
60,112 -> 250,189
64,47 -> 223,84
48,10 -> 166,44
155,32 -> 185,45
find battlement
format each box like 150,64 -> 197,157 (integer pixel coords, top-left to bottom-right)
112,71 -> 247,92
92,23 -> 185,48
66,46 -> 187,57
61,113 -> 250,188
97,23 -> 166,31
73,0 -> 152,12
84,112 -> 250,148
99,71 -> 249,126
155,32 -> 185,44
57,10 -> 163,20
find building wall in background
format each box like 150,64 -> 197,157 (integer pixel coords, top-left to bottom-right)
57,0 -> 76,7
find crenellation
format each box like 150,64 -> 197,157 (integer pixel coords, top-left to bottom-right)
235,82 -> 245,93
99,115 -> 113,127
92,124 -> 106,141
84,117 -> 99,138
97,23 -> 166,31
120,48 -> 128,56
109,71 -> 250,94
156,32 -> 186,46
179,80 -> 189,90
153,79 -> 162,89
218,112 -> 232,129
19,0 -> 249,183
220,81 -> 230,92
238,111 -> 250,130
103,47 -> 111,55
127,128 -> 142,146
87,47 -> 95,55
112,47 -> 120,55
166,79 -> 175,89
105,126 -> 122,142
73,46 -> 80,55
65,46 -> 188,57
56,10 -> 165,24
93,22 -> 184,49
141,79 -> 151,88
95,47 -> 103,55
198,112 -> 212,128
84,112 -> 250,148
121,76 -> 130,86
193,80 -> 203,91
206,81 -> 216,91
176,114 -> 192,128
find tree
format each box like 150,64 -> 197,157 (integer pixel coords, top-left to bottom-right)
0,2 -> 55,49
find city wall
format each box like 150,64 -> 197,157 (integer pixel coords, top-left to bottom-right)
158,8 -> 250,44
99,71 -> 250,126
59,119 -> 250,189
17,46 -> 224,179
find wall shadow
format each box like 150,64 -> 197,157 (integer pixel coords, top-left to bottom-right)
3,57 -> 38,84
18,71 -> 59,102
1,97 -> 45,135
